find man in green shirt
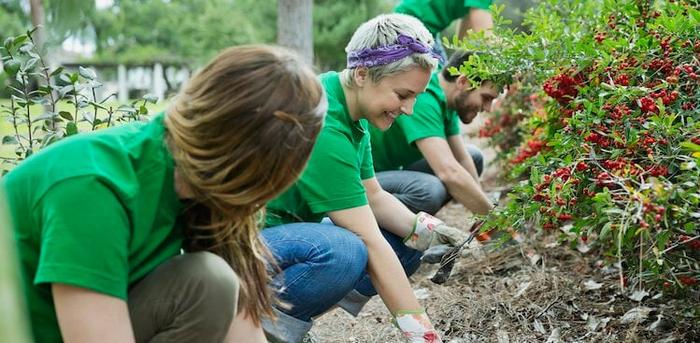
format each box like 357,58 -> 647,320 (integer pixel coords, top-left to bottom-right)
370,50 -> 499,218
395,0 -> 494,59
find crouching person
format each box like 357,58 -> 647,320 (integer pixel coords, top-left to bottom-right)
2,45 -> 326,343
260,14 -> 468,343
370,50 -> 500,217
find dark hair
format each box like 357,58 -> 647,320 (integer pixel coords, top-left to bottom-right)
441,50 -> 479,82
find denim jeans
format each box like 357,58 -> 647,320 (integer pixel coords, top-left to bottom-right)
377,144 -> 484,215
260,221 -> 422,342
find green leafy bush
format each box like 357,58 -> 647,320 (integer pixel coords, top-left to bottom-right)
0,29 -> 156,174
456,0 -> 699,291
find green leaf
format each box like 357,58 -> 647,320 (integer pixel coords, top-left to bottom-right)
142,93 -> 159,104
50,67 -> 65,77
12,35 -> 28,47
78,66 -> 97,80
680,142 -> 700,152
2,135 -> 18,145
3,37 -> 14,51
65,122 -> 78,136
3,59 -> 21,77
18,42 -> 34,53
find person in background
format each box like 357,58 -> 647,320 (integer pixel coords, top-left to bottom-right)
369,50 -> 498,224
3,45 -> 326,343
260,13 -> 467,343
395,0 -> 494,60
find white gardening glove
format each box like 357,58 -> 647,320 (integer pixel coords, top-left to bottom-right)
404,212 -> 467,252
393,310 -> 442,343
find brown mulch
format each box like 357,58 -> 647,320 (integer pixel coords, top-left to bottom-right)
311,125 -> 699,342
312,204 -> 699,342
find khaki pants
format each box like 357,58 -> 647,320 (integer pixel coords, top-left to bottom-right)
128,252 -> 239,343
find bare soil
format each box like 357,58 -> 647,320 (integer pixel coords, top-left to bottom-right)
311,122 -> 699,342
312,202 -> 699,342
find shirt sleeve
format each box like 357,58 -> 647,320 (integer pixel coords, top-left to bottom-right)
360,134 -> 375,180
33,176 -> 130,300
445,110 -> 462,137
298,129 -> 369,214
400,92 -> 449,144
464,0 -> 492,10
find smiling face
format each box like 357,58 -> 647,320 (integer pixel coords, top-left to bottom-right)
446,78 -> 499,124
353,67 -> 432,130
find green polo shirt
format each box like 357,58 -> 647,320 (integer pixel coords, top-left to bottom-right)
395,0 -> 492,37
265,71 -> 374,226
370,72 -> 461,172
3,114 -> 183,342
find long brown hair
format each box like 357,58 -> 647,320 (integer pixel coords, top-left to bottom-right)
164,45 -> 326,323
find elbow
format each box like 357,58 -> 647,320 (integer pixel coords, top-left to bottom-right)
434,165 -> 462,185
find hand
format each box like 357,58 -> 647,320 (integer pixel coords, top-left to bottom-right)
404,212 -> 467,252
393,310 -> 442,343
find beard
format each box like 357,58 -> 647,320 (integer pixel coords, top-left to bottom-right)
450,91 -> 480,124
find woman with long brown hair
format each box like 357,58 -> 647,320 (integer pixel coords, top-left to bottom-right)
3,45 -> 326,342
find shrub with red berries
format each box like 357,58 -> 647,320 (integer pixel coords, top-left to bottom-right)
459,0 -> 700,291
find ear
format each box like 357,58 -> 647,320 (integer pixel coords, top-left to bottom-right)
456,74 -> 471,90
354,67 -> 369,87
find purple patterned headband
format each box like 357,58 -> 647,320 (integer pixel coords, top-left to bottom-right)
347,34 -> 443,69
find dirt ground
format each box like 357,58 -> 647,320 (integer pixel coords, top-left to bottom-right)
311,120 -> 700,342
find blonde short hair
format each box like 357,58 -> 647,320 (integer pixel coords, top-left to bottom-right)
341,13 -> 438,88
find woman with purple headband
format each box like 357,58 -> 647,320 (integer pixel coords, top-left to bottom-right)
259,14 -> 468,343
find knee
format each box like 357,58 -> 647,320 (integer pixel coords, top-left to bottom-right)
179,252 -> 240,317
416,175 -> 449,215
326,231 -> 368,280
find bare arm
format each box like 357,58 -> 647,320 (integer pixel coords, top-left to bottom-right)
457,8 -> 494,38
363,177 -> 415,237
416,137 -> 492,215
53,283 -> 135,343
448,135 -> 480,180
328,203 -> 420,313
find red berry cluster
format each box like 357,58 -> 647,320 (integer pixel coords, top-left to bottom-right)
614,74 -> 629,86
575,161 -> 588,171
594,32 -> 606,44
646,165 -> 669,177
679,235 -> 700,250
595,171 -> 614,188
512,139 -> 546,164
679,276 -> 698,286
639,96 -> 658,113
642,203 -> 665,222
543,72 -> 584,105
649,89 -> 680,106
608,104 -> 631,120
584,131 -> 611,148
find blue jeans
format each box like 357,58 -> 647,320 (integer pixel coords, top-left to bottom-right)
377,144 -> 484,215
260,221 -> 422,342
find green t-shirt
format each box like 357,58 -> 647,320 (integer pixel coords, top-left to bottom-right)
395,0 -> 492,37
370,72 -> 461,172
265,71 -> 374,226
3,115 -> 183,342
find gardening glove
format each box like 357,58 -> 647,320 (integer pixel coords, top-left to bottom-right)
393,310 -> 442,343
404,212 -> 467,252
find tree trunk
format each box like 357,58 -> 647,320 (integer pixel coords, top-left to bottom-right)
29,0 -> 46,55
277,0 -> 314,65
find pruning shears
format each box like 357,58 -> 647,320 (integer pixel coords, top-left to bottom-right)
430,220 -> 484,285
